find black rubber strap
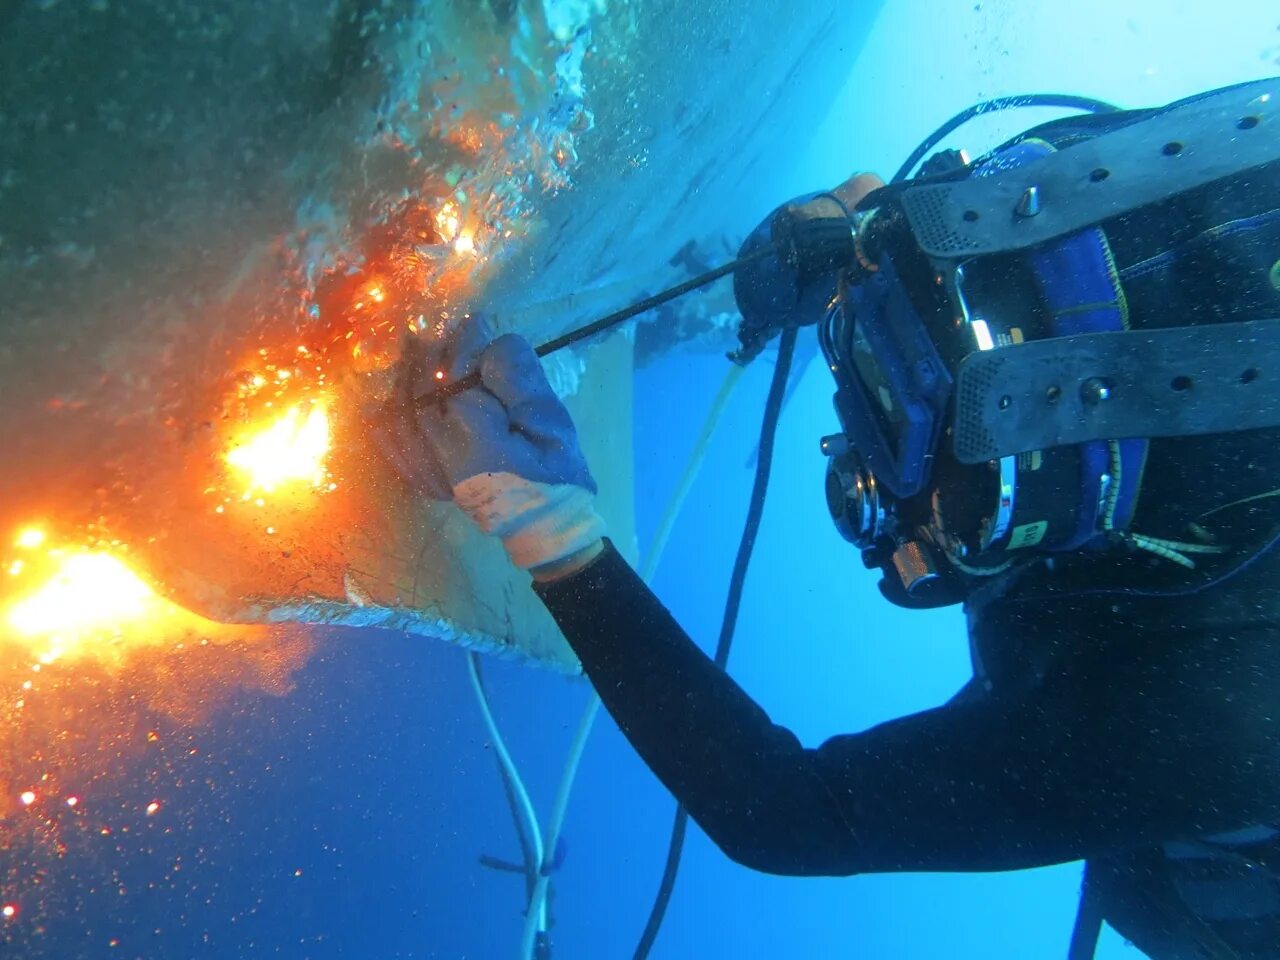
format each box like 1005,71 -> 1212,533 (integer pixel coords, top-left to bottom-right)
952,319 -> 1280,464
901,78 -> 1280,258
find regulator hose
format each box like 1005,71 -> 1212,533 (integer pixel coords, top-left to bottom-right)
631,326 -> 799,960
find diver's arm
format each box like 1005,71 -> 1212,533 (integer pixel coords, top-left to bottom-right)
536,539 -> 870,875
536,541 -> 1280,876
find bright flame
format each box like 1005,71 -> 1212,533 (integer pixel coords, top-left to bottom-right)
19,791 -> 34,807
453,232 -> 476,256
435,202 -> 461,242
3,549 -> 226,666
8,554 -> 154,639
14,528 -> 44,550
225,402 -> 330,495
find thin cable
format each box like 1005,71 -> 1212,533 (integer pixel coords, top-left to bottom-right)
632,326 -> 799,960
466,652 -> 548,939
891,93 -> 1120,185
1010,525 -> 1280,606
644,365 -> 746,575
515,366 -> 746,959
518,693 -> 602,960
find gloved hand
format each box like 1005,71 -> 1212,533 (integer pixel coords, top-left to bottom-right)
378,316 -> 606,579
731,173 -> 885,365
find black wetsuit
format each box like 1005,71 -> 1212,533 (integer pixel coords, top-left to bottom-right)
536,88 -> 1280,959
539,542 -> 1280,957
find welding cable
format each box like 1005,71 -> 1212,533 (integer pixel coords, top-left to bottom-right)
518,361 -> 749,960
518,693 -> 600,960
420,243 -> 776,405
466,652 -> 549,942
633,326 -> 799,960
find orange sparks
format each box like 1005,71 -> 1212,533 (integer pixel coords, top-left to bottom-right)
146,801 -> 160,816
19,791 -> 34,807
2,903 -> 15,919
225,402 -> 331,496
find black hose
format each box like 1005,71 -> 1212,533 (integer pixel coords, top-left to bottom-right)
1067,871 -> 1103,960
631,326 -> 799,960
632,805 -> 689,960
891,93 -> 1120,185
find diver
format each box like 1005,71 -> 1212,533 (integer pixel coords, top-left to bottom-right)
379,78 -> 1280,959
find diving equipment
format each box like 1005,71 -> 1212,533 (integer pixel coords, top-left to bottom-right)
817,78 -> 1280,606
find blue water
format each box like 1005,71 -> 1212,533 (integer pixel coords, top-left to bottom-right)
7,1 -> 1280,957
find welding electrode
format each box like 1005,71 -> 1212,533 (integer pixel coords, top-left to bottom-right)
417,241 -> 779,405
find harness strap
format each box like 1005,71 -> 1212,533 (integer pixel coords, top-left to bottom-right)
953,318 -> 1280,463
901,77 -> 1280,257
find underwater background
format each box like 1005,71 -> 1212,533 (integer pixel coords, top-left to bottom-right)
2,1 -> 1280,958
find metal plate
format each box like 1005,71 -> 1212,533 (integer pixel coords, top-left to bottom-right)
902,79 -> 1280,257
953,319 -> 1280,463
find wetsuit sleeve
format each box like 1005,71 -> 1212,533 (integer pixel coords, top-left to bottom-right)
534,541 -> 1280,876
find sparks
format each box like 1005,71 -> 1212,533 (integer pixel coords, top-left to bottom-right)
2,903 -> 16,919
146,801 -> 160,816
225,402 -> 331,495
434,202 -> 461,242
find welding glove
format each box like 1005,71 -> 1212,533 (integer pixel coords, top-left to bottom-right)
730,194 -> 845,365
379,317 -> 606,578
731,173 -> 885,364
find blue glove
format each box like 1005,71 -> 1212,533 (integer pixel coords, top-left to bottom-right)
379,316 -> 606,572
731,193 -> 839,364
